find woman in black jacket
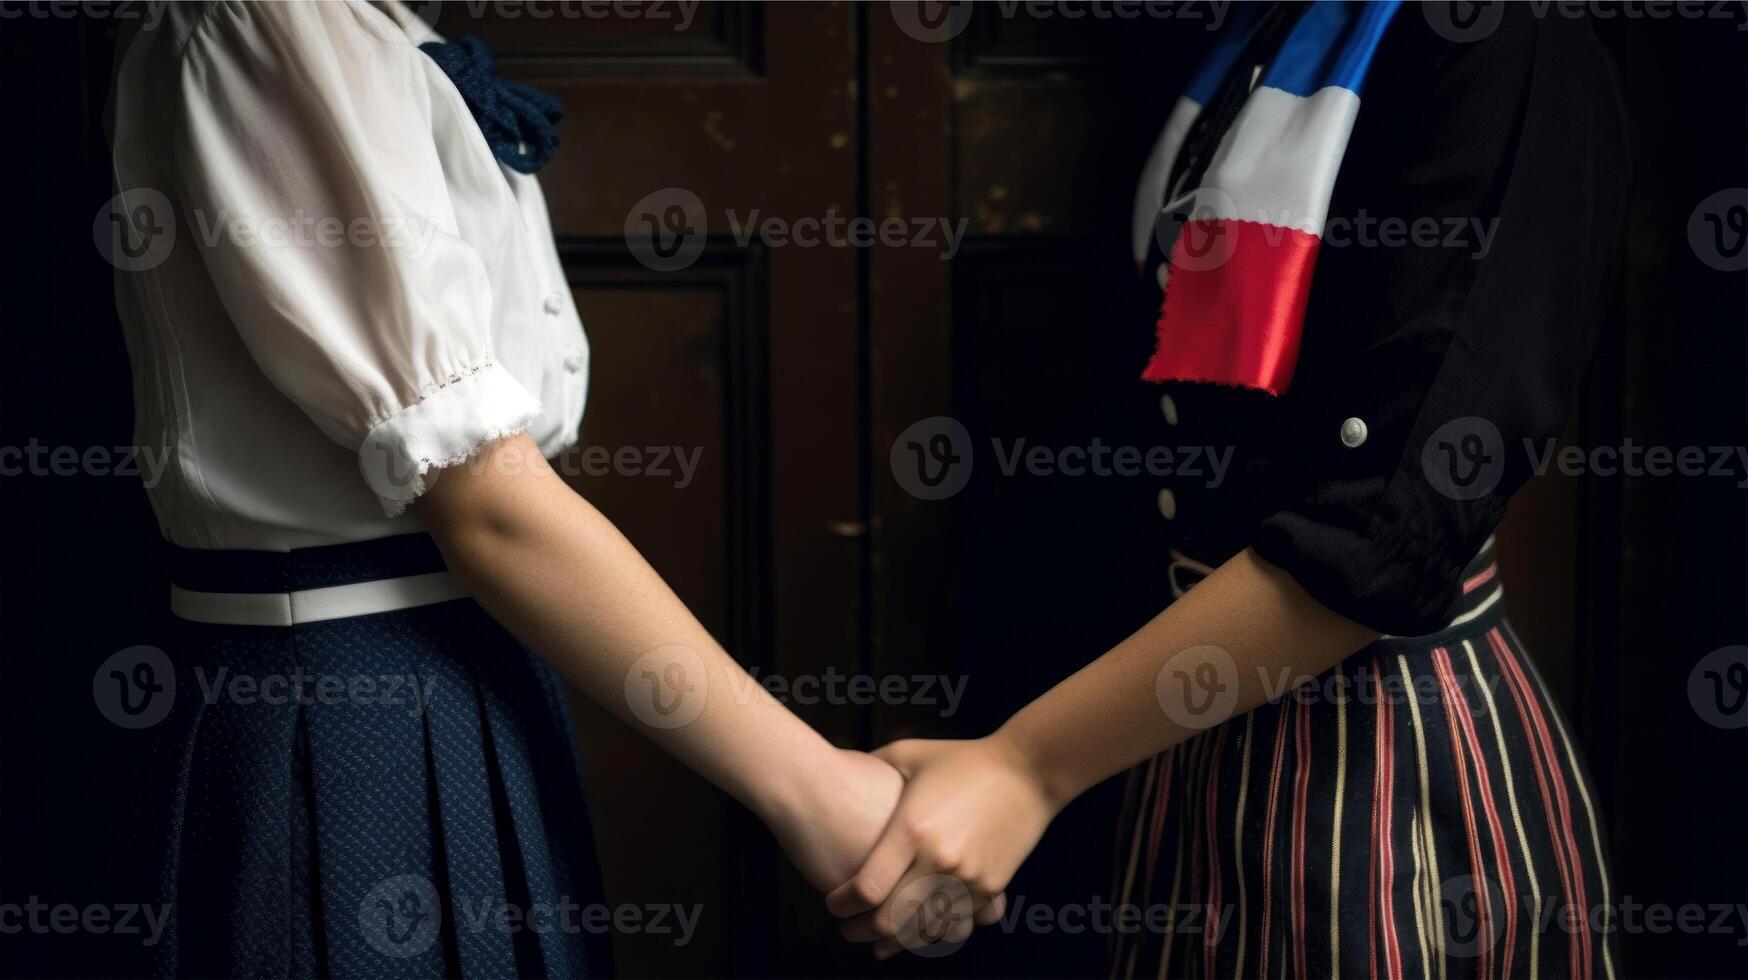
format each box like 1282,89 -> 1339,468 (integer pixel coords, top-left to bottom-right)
828,5 -> 1627,977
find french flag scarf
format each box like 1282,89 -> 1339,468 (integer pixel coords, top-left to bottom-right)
1132,1 -> 1401,396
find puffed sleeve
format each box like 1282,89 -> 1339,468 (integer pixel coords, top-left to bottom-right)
1249,8 -> 1629,635
172,0 -> 539,515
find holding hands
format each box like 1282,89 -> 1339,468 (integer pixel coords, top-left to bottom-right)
824,734 -> 1064,958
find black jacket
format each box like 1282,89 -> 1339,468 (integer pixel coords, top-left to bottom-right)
1146,5 -> 1630,635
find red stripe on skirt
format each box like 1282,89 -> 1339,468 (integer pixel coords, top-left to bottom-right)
1204,725 -> 1227,978
1258,700 -> 1293,979
1491,628 -> 1593,980
1463,564 -> 1498,594
1434,646 -> 1520,980
1374,660 -> 1403,980
1431,648 -> 1494,980
1146,749 -> 1176,897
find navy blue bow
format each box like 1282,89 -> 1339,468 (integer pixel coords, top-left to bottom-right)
419,35 -> 564,174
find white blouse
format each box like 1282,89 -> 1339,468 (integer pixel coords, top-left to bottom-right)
108,0 -> 589,551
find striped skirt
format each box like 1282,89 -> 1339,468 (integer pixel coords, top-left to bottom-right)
138,533 -> 609,979
1110,542 -> 1618,980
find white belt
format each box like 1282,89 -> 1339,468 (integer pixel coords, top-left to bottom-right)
170,571 -> 468,627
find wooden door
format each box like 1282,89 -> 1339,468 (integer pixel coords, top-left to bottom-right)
474,3 -> 1215,976
463,3 -> 864,975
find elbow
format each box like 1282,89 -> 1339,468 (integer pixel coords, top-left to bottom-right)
411,434 -> 555,584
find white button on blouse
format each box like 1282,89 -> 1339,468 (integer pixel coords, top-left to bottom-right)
108,1 -> 589,550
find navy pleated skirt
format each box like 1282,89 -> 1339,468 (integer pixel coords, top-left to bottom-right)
142,533 -> 610,979
1111,540 -> 1619,979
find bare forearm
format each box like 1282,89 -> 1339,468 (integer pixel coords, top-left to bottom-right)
997,548 -> 1379,808
414,435 -> 835,823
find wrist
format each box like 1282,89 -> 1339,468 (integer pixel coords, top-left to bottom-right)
987,722 -> 1079,814
744,731 -> 844,828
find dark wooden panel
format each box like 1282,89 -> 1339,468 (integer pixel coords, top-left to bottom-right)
760,5 -> 867,976
469,2 -> 866,975
867,2 -> 956,746
955,78 -> 1135,238
556,242 -> 770,978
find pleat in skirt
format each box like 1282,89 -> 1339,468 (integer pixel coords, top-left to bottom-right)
1110,540 -> 1618,980
139,533 -> 610,979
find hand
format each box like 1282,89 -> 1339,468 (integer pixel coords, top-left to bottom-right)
766,748 -> 905,892
825,733 -> 1062,958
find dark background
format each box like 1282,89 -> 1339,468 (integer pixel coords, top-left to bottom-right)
2,2 -> 1743,978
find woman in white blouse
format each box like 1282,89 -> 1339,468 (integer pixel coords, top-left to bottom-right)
108,3 -> 903,976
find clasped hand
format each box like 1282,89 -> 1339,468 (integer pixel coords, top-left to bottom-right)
801,734 -> 1064,959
